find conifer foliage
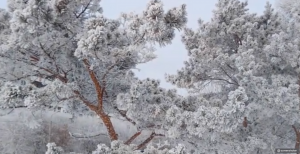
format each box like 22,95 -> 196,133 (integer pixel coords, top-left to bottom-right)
0,0 -> 188,153
166,0 -> 300,153
1,0 -> 300,153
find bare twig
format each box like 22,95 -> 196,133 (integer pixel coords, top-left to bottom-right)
219,66 -> 239,86
75,0 -> 92,18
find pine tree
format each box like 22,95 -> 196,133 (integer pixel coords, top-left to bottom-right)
166,0 -> 300,153
0,0 -> 187,148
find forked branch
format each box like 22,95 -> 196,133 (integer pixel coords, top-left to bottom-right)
82,59 -> 118,141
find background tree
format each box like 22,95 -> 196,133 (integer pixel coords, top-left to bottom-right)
165,0 -> 300,153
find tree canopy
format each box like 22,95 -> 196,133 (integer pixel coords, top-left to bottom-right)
1,0 -> 300,153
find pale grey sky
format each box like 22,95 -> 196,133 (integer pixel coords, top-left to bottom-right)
0,0 -> 275,95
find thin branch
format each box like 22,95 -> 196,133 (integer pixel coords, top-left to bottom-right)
198,81 -> 213,91
134,32 -> 146,45
54,94 -> 77,103
2,105 -> 27,109
113,106 -> 136,125
69,132 -> 108,139
124,131 -> 142,145
136,132 -> 165,150
0,108 -> 14,116
51,34 -> 77,55
39,42 -> 53,60
73,90 -> 98,111
187,141 -> 198,148
75,0 -> 92,18
102,86 -> 136,126
0,71 -> 39,82
39,41 -> 63,75
209,77 -> 236,85
0,53 -> 67,83
225,63 -> 235,71
219,66 -> 239,86
102,61 -> 119,83
136,132 -> 155,150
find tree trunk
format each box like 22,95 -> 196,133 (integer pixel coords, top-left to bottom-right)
81,59 -> 119,141
96,110 -> 118,141
73,90 -> 118,141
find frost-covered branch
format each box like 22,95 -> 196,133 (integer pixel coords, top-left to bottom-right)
124,131 -> 141,145
136,132 -> 165,150
69,132 -> 108,139
82,59 -> 104,110
75,0 -> 92,18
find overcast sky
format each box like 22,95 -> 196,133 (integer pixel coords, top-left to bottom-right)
0,0 -> 275,95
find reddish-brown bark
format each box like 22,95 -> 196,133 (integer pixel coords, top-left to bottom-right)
83,59 -> 104,109
96,110 -> 118,140
79,59 -> 118,141
124,131 -> 142,145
